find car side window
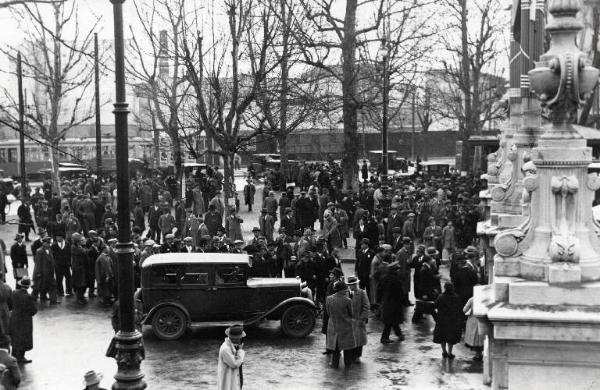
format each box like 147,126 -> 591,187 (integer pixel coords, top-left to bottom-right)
151,266 -> 179,286
215,266 -> 246,285
181,265 -> 209,285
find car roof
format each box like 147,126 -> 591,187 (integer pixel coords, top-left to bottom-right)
141,253 -> 250,268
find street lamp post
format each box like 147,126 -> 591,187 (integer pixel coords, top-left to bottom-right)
107,1 -> 146,389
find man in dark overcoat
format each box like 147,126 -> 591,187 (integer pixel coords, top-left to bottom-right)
243,178 -> 256,212
10,234 -> 28,289
70,233 -> 88,305
32,237 -> 58,304
51,234 -> 71,296
9,276 -> 37,364
378,264 -> 405,343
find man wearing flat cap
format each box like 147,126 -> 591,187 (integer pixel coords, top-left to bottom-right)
217,324 -> 246,390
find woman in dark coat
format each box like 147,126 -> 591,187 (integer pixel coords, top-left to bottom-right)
433,282 -> 463,359
9,276 -> 37,363
378,263 -> 405,343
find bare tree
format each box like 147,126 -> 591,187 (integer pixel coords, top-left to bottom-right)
0,1 -> 97,190
0,0 -> 64,8
437,0 -> 508,172
127,0 -> 192,194
181,0 -> 282,201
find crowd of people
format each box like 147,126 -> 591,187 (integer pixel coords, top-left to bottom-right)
4,159 -> 487,384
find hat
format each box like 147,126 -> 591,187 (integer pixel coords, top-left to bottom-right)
234,240 -> 244,245
144,240 -> 156,247
14,233 -> 24,241
261,208 -> 267,213
285,207 -> 292,213
330,267 -> 344,277
333,280 -> 348,292
426,246 -> 439,256
252,227 -> 261,232
83,370 -> 103,386
327,202 -> 335,207
165,234 -> 174,239
88,230 -> 98,235
402,236 -> 411,243
225,324 -> 246,338
104,218 -> 113,224
183,237 -> 193,242
37,227 -> 46,234
407,213 -> 415,218
18,276 -> 31,288
107,238 -> 118,244
465,245 -> 478,254
381,244 -> 392,250
392,227 -> 402,234
41,236 -> 52,243
153,243 -> 161,249
346,276 -> 359,285
360,238 -> 371,245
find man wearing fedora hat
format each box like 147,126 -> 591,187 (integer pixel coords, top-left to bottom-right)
83,370 -> 106,390
217,324 -> 246,390
9,276 -> 36,364
347,276 -> 369,361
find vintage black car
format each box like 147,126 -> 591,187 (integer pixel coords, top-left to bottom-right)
140,253 -> 316,340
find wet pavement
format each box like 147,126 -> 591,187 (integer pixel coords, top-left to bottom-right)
1,175 -> 487,389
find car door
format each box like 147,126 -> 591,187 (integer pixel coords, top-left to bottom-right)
211,265 -> 254,321
179,263 -> 213,321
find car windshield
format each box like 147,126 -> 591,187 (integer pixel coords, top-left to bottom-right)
215,266 -> 246,285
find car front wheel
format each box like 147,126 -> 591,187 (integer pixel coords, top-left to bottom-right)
281,304 -> 315,338
152,306 -> 187,340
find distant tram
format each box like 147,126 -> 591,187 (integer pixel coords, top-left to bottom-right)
0,137 -> 154,179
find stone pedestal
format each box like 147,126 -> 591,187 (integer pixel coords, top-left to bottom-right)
475,1 -> 600,389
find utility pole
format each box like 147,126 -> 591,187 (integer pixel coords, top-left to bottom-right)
17,53 -> 26,200
94,33 -> 102,176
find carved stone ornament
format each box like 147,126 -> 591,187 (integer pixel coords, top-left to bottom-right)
587,173 -> 600,191
549,175 -> 580,263
494,229 -> 526,257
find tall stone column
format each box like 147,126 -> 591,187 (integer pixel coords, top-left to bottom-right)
475,1 -> 600,389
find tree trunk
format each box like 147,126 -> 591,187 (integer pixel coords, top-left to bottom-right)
50,141 -> 60,194
171,134 -> 183,199
222,152 -> 235,208
279,0 -> 290,181
459,0 -> 472,172
342,0 -> 359,191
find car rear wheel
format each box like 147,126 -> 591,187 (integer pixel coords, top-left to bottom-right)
281,304 -> 315,338
152,306 -> 187,340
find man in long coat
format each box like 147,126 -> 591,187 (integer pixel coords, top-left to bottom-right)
378,264 -> 405,343
95,246 -> 114,306
325,281 -> 355,369
9,276 -> 37,364
243,179 -> 256,212
51,234 -> 71,296
347,276 -> 369,361
32,237 -> 58,304
192,186 -> 206,216
395,237 -> 413,306
205,204 -> 223,237
225,209 -> 244,242
259,209 -> 274,243
70,233 -> 88,305
10,234 -> 28,289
